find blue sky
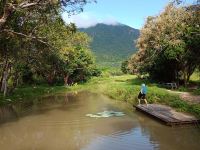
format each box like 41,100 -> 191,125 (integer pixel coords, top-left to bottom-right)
62,0 -> 195,29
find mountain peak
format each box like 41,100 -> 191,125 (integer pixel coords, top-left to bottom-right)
79,24 -> 140,67
80,23 -> 137,30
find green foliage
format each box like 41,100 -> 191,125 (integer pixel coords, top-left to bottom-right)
0,0 -> 99,96
121,60 -> 130,74
128,3 -> 200,85
66,47 -> 101,83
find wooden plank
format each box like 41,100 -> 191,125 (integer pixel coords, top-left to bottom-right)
135,104 -> 200,126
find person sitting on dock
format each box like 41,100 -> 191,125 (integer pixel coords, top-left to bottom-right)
138,83 -> 148,105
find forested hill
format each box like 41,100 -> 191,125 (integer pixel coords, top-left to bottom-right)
79,23 -> 140,67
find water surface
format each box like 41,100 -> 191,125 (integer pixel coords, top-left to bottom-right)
0,91 -> 199,150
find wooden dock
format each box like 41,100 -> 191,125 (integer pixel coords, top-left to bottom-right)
135,104 -> 200,126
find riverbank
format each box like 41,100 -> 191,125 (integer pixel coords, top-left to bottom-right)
70,75 -> 200,118
1,75 -> 200,118
0,86 -> 67,105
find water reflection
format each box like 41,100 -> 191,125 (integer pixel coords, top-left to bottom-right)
136,111 -> 200,150
0,91 -> 199,150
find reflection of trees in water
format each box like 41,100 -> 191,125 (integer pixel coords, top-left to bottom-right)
0,92 -> 80,124
0,101 -> 36,123
0,105 -> 18,123
0,91 -> 96,124
64,91 -> 78,105
137,112 -> 200,150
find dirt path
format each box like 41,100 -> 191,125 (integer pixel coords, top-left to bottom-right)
167,90 -> 200,104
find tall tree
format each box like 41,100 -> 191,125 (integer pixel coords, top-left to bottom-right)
0,0 -> 97,95
129,2 -> 200,85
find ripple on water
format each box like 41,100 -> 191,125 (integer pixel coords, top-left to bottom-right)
82,128 -> 159,150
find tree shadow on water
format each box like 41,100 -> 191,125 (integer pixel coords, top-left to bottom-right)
0,92 -> 82,126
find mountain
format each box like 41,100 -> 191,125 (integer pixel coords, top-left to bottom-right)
79,23 -> 140,67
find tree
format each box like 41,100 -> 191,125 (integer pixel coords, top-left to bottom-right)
121,60 -> 130,74
128,2 -> 200,85
0,0 -> 97,95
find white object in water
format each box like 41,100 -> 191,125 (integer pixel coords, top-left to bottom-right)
86,110 -> 125,118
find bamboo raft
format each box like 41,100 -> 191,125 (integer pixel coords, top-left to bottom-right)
135,104 -> 200,126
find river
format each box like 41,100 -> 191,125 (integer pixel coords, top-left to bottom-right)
0,91 -> 199,150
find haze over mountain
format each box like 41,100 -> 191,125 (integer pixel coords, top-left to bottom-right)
79,23 -> 140,67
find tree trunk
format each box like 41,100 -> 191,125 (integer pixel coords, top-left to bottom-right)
1,59 -> 8,92
0,59 -> 7,88
0,69 -> 4,88
64,75 -> 69,86
182,64 -> 196,87
46,70 -> 56,85
0,76 -> 3,88
0,3 -> 15,30
47,75 -> 54,85
12,71 -> 19,90
1,68 -> 9,96
183,70 -> 187,87
1,58 -> 12,96
3,74 -> 8,96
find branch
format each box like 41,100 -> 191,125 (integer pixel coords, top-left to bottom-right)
19,0 -> 45,9
0,3 -> 15,29
0,0 -> 46,29
2,29 -> 50,46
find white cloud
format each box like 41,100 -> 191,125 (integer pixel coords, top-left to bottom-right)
102,16 -> 119,26
62,12 -> 119,28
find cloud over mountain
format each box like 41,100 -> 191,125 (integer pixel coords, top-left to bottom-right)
62,12 -> 119,28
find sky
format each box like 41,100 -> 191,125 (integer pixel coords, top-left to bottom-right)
62,0 -> 195,29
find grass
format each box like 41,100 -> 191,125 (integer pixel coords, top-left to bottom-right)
190,71 -> 200,82
0,85 -> 68,105
190,72 -> 200,95
1,73 -> 200,118
69,74 -> 200,118
173,71 -> 200,95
